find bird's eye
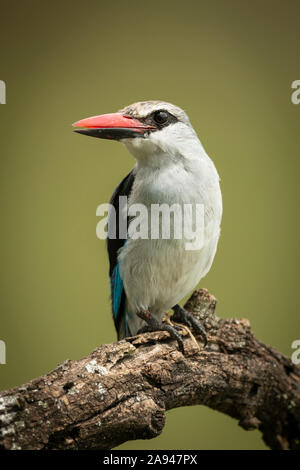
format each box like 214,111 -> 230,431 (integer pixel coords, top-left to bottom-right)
153,110 -> 169,125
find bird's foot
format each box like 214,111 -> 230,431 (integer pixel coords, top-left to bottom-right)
137,310 -> 184,353
172,304 -> 207,347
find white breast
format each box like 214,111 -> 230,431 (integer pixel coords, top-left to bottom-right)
118,147 -> 222,332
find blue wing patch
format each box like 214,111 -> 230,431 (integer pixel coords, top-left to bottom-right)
110,261 -> 130,338
110,262 -> 123,319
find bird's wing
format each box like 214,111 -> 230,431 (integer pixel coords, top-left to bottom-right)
107,169 -> 135,338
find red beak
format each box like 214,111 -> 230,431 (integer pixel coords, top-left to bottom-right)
72,113 -> 154,140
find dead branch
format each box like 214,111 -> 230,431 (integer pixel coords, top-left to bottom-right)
0,289 -> 299,450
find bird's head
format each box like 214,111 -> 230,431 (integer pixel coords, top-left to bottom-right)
73,101 -> 200,166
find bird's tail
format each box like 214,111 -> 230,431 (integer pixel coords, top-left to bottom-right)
117,300 -> 131,340
117,300 -> 143,339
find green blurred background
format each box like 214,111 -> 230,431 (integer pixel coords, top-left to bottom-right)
0,0 -> 299,450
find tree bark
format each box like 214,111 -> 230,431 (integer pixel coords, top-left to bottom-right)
0,289 -> 299,450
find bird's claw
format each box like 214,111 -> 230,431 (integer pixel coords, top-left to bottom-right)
172,304 -> 207,347
137,310 -> 185,353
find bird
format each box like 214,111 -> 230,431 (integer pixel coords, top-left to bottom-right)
73,100 -> 222,353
